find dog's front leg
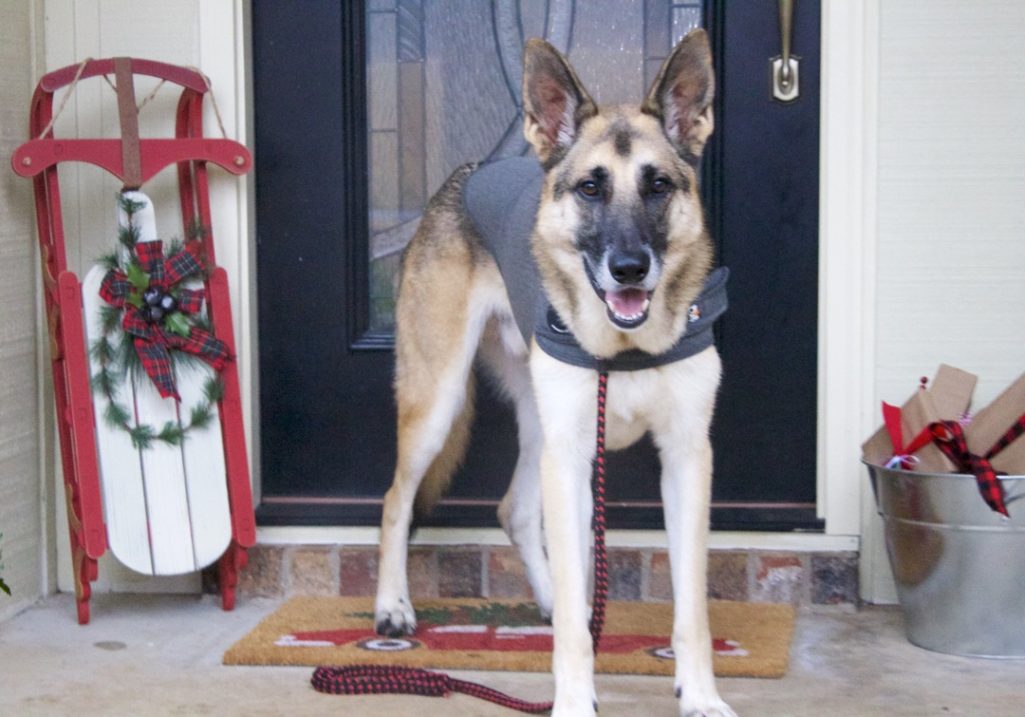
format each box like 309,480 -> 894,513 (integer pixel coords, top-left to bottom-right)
533,353 -> 599,716
542,445 -> 597,716
657,384 -> 737,717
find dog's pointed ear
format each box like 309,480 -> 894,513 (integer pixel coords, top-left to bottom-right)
522,39 -> 597,165
642,29 -> 715,163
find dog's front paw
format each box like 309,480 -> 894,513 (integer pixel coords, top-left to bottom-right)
680,705 -> 737,717
676,686 -> 737,717
374,595 -> 416,637
550,698 -> 597,717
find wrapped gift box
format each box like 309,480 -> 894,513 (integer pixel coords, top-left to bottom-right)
964,371 -> 1025,475
862,364 -> 977,472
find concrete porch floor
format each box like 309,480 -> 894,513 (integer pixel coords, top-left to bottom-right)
1,594 -> 1021,716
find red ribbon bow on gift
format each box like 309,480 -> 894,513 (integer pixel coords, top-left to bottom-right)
99,240 -> 229,400
881,402 -> 934,470
928,417 -> 1025,518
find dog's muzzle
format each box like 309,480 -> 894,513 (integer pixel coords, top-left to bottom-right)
585,251 -> 655,330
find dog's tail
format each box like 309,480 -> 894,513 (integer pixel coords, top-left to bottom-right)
413,373 -> 475,520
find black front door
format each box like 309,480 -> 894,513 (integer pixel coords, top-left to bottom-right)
253,0 -> 821,531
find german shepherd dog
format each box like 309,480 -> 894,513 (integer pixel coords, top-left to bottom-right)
375,29 -> 735,717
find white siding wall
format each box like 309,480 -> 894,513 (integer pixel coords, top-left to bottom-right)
876,1 -> 1025,407
0,0 -> 45,622
864,0 -> 1025,602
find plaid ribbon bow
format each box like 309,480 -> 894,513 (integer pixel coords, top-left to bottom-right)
99,240 -> 229,400
928,418 -> 1025,517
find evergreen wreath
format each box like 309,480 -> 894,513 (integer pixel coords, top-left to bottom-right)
90,194 -> 229,450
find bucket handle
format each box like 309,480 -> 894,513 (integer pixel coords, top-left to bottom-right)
1003,487 -> 1025,509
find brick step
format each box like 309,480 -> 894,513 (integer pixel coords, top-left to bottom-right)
224,545 -> 859,607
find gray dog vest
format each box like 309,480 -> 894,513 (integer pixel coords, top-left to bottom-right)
463,156 -> 728,371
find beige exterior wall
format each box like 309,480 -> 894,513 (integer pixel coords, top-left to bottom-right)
0,0 -> 46,622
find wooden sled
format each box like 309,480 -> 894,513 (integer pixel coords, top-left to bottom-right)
11,58 -> 256,624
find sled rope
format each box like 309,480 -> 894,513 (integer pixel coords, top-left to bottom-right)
311,370 -> 612,713
37,57 -> 227,142
37,57 -> 92,140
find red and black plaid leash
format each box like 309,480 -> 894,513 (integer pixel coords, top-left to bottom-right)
589,370 -> 610,648
928,414 -> 1025,518
312,371 -> 612,712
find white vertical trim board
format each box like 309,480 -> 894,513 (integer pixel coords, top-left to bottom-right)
817,0 -> 878,543
31,0 -> 59,601
198,0 -> 256,490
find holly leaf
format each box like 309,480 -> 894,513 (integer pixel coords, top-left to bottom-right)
126,262 -> 150,292
164,312 -> 192,338
126,292 -> 143,309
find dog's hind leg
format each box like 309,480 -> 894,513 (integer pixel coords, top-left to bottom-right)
375,268 -> 492,637
479,320 -> 554,618
375,370 -> 474,636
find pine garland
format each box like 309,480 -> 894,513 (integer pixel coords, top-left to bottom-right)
90,194 -> 222,450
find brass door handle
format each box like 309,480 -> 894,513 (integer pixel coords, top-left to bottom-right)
771,0 -> 800,103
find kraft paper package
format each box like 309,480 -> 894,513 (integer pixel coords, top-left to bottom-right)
964,371 -> 1025,475
862,364 -> 977,472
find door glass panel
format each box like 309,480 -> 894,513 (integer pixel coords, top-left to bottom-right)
365,0 -> 702,332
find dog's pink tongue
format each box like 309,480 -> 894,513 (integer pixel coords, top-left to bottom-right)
606,288 -> 648,317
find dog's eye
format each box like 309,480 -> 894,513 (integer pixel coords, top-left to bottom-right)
651,177 -> 672,194
576,180 -> 601,199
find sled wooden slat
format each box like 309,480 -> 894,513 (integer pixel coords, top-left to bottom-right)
119,191 -> 202,575
177,360 -> 232,568
133,377 -> 200,574
81,267 -> 153,575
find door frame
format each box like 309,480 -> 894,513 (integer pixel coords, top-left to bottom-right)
235,0 -> 883,585
251,0 -> 824,531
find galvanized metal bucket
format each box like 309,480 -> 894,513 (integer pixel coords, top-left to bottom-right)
866,462 -> 1025,658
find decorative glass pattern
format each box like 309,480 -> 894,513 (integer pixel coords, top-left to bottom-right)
365,0 -> 702,331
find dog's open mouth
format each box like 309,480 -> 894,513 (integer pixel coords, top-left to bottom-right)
603,288 -> 652,329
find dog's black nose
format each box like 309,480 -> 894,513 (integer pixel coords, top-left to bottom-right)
608,250 -> 650,284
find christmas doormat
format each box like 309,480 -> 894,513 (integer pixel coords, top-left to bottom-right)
223,597 -> 795,678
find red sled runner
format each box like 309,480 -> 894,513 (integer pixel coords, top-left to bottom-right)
11,58 -> 256,624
